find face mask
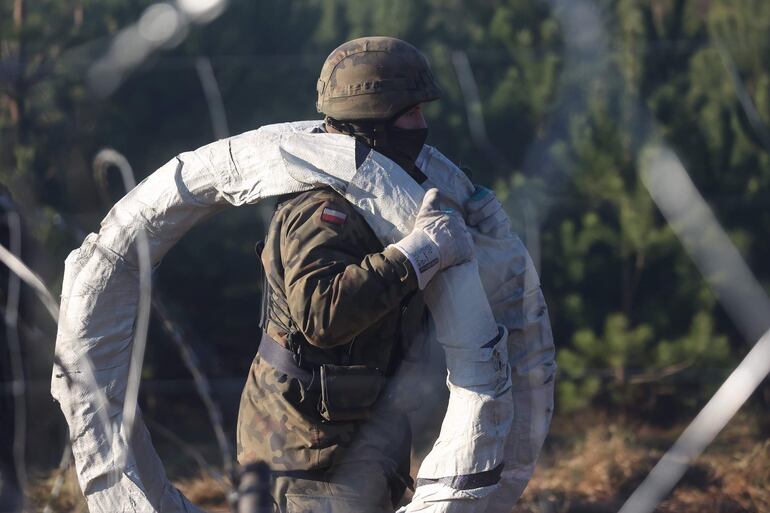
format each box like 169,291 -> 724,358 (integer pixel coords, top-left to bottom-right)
374,127 -> 428,176
325,118 -> 428,180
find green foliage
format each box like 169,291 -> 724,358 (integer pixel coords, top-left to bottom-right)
538,0 -> 769,416
3,0 -> 768,422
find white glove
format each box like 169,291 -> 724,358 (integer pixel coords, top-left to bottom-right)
465,185 -> 512,238
391,188 -> 474,289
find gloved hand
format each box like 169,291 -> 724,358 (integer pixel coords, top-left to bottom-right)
391,188 -> 474,289
465,185 -> 512,238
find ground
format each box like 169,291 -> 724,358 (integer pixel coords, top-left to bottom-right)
25,411 -> 769,513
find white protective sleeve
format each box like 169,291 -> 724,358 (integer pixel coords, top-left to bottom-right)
52,121 -> 553,513
416,148 -> 556,512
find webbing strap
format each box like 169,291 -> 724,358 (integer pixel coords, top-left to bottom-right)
414,462 -> 504,491
481,325 -> 505,349
257,332 -> 314,384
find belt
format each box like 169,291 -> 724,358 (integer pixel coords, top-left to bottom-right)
257,331 -> 314,384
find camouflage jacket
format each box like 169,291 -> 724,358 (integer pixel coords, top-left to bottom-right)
237,186 -> 423,475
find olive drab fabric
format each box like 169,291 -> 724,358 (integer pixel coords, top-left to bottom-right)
273,461 -> 396,513
316,36 -> 442,121
237,187 -> 424,506
259,188 -> 418,354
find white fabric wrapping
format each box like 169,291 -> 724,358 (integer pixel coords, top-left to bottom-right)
52,121 -> 553,513
415,149 -> 556,512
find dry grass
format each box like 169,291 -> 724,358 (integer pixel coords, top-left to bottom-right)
175,476 -> 230,512
512,412 -> 770,513
25,413 -> 769,512
25,466 -> 86,513
24,467 -> 231,513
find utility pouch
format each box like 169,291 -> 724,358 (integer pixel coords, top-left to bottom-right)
318,364 -> 385,422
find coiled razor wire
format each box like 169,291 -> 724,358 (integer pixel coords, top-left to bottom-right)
86,0 -> 234,482
93,148 -> 236,495
7,1 -> 768,510
1,149 -> 235,511
92,149 -> 153,477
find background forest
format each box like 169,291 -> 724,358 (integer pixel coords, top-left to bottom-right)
1,0 -> 768,511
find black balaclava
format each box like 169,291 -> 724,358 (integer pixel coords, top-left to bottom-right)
325,109 -> 428,183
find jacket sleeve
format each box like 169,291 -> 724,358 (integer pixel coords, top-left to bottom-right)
280,192 -> 418,348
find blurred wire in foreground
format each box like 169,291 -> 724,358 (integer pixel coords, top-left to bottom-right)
153,297 -> 235,479
0,240 -> 59,322
451,51 -> 510,173
0,224 -> 83,513
0,219 -> 82,513
233,462 -> 273,513
145,418 -> 229,492
714,39 -> 770,154
196,56 -> 230,139
617,146 -> 770,513
94,148 -> 237,501
620,329 -> 770,513
3,212 -> 26,509
641,147 -> 770,342
451,50 -> 541,269
93,149 -> 153,475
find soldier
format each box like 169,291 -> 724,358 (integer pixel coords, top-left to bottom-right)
236,37 -> 511,513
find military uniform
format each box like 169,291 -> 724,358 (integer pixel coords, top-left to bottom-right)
237,34 -> 448,513
237,184 -> 425,512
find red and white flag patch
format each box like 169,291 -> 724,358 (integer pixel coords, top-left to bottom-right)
321,207 -> 347,225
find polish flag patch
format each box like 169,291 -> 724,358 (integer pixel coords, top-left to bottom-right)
321,207 -> 347,225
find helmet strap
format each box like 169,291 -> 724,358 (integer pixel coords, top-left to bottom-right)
325,117 -> 389,147
325,104 -> 416,147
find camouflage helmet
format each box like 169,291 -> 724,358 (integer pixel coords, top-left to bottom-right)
316,36 -> 442,121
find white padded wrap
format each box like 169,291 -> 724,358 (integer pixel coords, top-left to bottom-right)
52,121 -> 554,513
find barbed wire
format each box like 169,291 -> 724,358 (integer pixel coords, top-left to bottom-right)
619,146 -> 770,513
714,37 -> 770,154
0,235 -> 85,513
451,49 -> 543,269
195,56 -> 230,140
92,149 -> 153,479
4,2 -> 770,512
92,147 -> 237,504
3,211 -> 26,510
0,239 -> 59,322
152,296 -> 235,480
1,190 -> 239,511
145,418 -> 229,492
0,221 -> 87,513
